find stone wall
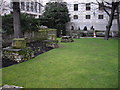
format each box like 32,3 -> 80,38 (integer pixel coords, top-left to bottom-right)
3,47 -> 33,62
2,29 -> 57,63
2,29 -> 57,47
66,29 -> 118,38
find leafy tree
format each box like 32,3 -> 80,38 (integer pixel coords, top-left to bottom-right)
2,14 -> 40,34
40,2 -> 70,37
0,0 -> 10,15
2,14 -> 13,34
20,14 -> 40,33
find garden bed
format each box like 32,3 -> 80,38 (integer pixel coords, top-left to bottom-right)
2,41 -> 53,68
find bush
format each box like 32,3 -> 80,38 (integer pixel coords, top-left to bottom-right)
2,13 -> 41,35
40,2 -> 70,37
2,14 -> 14,34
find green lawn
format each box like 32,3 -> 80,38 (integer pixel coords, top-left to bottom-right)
2,38 -> 118,88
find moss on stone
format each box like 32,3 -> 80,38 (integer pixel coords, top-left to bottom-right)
3,47 -> 33,62
48,35 -> 56,40
12,38 -> 26,49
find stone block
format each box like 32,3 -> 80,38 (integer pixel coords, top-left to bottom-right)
12,38 -> 26,49
3,47 -> 33,62
61,36 -> 74,42
48,34 -> 56,40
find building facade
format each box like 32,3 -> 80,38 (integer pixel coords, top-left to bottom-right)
42,0 -> 119,37
1,0 -> 44,18
2,0 -> 119,33
65,0 -> 118,32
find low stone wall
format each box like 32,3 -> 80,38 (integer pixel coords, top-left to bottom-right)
1,85 -> 23,88
2,29 -> 57,63
2,29 -> 57,47
3,47 -> 34,62
67,30 -> 118,38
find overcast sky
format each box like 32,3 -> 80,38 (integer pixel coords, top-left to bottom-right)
4,0 -> 119,5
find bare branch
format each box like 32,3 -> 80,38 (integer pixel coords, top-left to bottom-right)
96,0 -> 112,9
96,0 -> 100,4
103,0 -> 112,5
101,2 -> 110,16
103,7 -> 110,16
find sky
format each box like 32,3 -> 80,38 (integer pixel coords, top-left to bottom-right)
4,0 -> 119,5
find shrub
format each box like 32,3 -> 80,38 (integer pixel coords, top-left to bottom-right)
2,14 -> 41,35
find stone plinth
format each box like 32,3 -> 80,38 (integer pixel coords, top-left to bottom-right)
61,36 -> 74,42
3,47 -> 33,62
43,40 -> 59,48
12,38 -> 26,49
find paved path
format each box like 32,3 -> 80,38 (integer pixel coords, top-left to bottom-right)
80,37 -> 104,39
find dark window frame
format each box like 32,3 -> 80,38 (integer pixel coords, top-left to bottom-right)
35,2 -> 38,13
10,2 -> 13,9
99,3 -> 104,10
86,3 -> 91,11
31,2 -> 34,12
114,15 -> 117,19
39,3 -> 41,13
74,15 -> 78,19
74,4 -> 78,11
21,2 -> 25,10
98,15 -> 104,19
86,15 -> 91,19
26,2 -> 30,11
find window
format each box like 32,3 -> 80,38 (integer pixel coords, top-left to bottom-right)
26,2 -> 30,11
31,2 -> 34,12
21,2 -> 25,10
39,3 -> 41,13
39,15 -> 41,18
86,3 -> 91,11
86,15 -> 90,19
35,2 -> 37,13
114,15 -> 117,19
10,2 -> 13,9
74,4 -> 78,11
98,15 -> 104,19
99,3 -> 104,10
74,15 -> 78,19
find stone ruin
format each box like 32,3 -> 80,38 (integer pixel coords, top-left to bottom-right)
3,38 -> 34,63
2,28 -> 59,64
61,36 -> 74,42
1,84 -> 23,89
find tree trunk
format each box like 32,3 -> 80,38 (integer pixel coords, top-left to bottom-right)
117,3 -> 120,38
13,1 -> 23,38
104,2 -> 116,40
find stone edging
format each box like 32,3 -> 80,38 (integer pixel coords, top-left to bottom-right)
0,85 -> 23,89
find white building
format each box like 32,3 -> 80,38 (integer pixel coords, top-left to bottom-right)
1,0 -> 44,18
1,0 -> 119,31
44,0 -> 119,34
65,0 -> 118,32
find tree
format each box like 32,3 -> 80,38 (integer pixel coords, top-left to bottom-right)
12,0 -> 23,38
20,14 -> 40,33
0,0 -> 9,15
2,14 -> 14,34
40,2 -> 70,37
66,0 -> 119,39
2,13 -> 40,34
96,0 -> 120,40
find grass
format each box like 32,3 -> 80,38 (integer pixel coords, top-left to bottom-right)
2,38 -> 118,88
